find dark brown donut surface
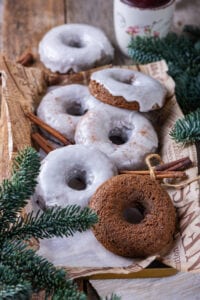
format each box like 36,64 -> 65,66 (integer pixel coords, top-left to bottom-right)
89,80 -> 140,111
89,174 -> 176,258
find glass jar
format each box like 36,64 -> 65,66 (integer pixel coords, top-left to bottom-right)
114,0 -> 175,56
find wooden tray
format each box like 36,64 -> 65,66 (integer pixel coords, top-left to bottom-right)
1,0 -> 199,280
0,55 -> 189,280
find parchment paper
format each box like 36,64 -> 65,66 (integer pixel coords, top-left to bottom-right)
1,57 -> 199,278
38,61 -> 200,278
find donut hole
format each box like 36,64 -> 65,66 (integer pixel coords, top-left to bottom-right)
113,74 -> 135,85
109,127 -> 128,145
67,169 -> 87,190
123,202 -> 146,224
65,37 -> 85,48
66,102 -> 87,116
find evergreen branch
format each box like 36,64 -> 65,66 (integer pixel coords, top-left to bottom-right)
0,147 -> 96,298
0,282 -> 32,300
170,108 -> 200,143
0,147 -> 40,230
103,294 -> 121,300
128,28 -> 200,115
128,36 -> 163,64
0,264 -> 32,299
183,25 -> 200,40
7,205 -> 98,241
128,33 -> 197,74
1,240 -> 85,299
51,288 -> 86,300
0,263 -> 20,285
174,73 -> 200,113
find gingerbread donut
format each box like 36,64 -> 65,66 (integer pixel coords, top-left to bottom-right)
39,24 -> 114,73
89,68 -> 167,111
75,108 -> 158,170
33,145 -> 117,209
90,175 -> 176,258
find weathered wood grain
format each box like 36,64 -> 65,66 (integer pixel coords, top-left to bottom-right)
66,0 -> 114,43
0,0 -> 3,51
2,0 -> 65,64
0,97 -> 11,181
0,57 -> 47,180
66,0 -> 127,64
91,272 -> 200,300
1,1 -> 200,300
0,0 -> 65,179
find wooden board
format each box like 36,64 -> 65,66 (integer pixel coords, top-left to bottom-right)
66,0 -> 114,43
0,57 -> 47,180
2,0 -> 65,64
1,1 -> 200,299
2,0 -> 126,64
65,0 -> 128,64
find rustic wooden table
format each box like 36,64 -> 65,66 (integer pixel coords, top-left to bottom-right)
0,0 -> 200,299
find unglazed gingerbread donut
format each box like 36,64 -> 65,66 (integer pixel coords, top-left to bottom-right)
89,68 -> 167,111
90,175 -> 176,258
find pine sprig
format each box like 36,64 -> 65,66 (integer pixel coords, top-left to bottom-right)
1,240 -> 85,299
0,263 -> 21,285
183,25 -> 200,40
170,108 -> 200,144
0,282 -> 32,300
174,73 -> 200,112
128,33 -> 200,104
0,148 -> 40,229
104,294 -> 121,300
7,205 -> 98,241
0,147 -> 98,299
128,26 -> 200,144
0,263 -> 32,299
128,33 -> 198,77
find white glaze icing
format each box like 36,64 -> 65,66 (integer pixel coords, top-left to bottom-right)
91,68 -> 167,112
33,145 -> 117,209
39,24 -> 114,73
75,109 -> 158,170
37,84 -> 101,142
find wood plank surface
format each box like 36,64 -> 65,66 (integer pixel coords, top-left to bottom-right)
66,0 -> 126,64
2,0 -> 65,63
91,271 -> 200,300
66,0 -> 114,43
1,0 -> 200,299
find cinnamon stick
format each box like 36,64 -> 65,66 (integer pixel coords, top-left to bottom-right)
26,112 -> 72,146
155,157 -> 192,171
16,52 -> 35,67
120,170 -> 187,179
32,132 -> 54,154
165,157 -> 192,171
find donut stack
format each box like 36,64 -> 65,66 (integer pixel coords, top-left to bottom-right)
37,67 -> 166,170
34,24 -> 176,259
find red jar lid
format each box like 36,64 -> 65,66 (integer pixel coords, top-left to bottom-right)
121,0 -> 171,9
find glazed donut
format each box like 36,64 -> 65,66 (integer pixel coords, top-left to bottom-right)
75,108 -> 158,170
89,68 -> 167,111
33,145 -> 117,209
89,175 -> 176,258
39,24 -> 114,73
37,84 -> 101,142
